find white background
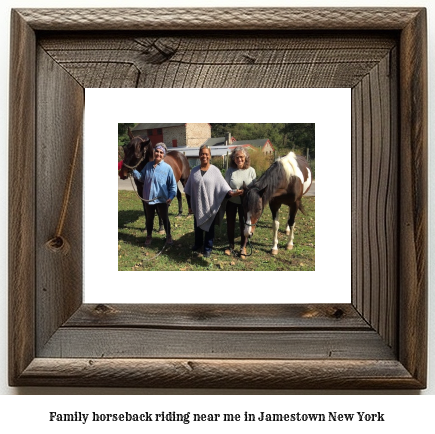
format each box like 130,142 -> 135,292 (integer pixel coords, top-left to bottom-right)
0,0 -> 434,426
85,88 -> 351,304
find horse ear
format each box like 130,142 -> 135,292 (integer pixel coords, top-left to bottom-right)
258,186 -> 267,197
127,127 -> 134,139
242,181 -> 248,191
140,137 -> 151,149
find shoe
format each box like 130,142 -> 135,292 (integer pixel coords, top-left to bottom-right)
203,250 -> 211,258
224,246 -> 233,256
145,236 -> 152,246
165,235 -> 173,245
240,247 -> 247,260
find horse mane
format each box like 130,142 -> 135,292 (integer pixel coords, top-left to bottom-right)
254,152 -> 300,205
254,160 -> 286,205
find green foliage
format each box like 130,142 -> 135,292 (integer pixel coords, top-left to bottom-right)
248,148 -> 274,178
210,156 -> 225,171
309,159 -> 315,180
210,123 -> 315,158
118,123 -> 137,148
283,123 -> 315,158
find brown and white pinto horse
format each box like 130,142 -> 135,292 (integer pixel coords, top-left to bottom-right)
242,152 -> 312,255
119,128 -> 191,231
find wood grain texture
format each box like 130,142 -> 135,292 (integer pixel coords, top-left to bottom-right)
38,328 -> 395,360
8,7 -> 427,389
351,51 -> 398,351
398,8 -> 428,385
38,33 -> 396,89
35,48 -> 84,353
17,358 -> 420,389
8,10 -> 36,386
16,8 -> 422,31
65,304 -> 368,329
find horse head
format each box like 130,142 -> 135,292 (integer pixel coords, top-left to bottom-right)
119,127 -> 152,179
242,181 -> 267,239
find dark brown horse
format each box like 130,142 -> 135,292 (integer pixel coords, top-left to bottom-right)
119,128 -> 191,232
242,151 -> 312,255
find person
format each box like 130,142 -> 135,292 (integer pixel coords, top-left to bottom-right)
224,146 -> 257,259
132,142 -> 177,246
184,144 -> 242,258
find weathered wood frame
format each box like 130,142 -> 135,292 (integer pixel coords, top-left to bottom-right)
9,8 -> 427,389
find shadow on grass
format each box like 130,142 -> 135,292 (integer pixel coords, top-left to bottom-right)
136,222 -> 278,266
118,192 -> 315,271
118,210 -> 144,229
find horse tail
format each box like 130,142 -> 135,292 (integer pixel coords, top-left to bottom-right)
298,200 -> 306,215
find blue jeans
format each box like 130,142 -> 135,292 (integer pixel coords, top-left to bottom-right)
194,216 -> 216,253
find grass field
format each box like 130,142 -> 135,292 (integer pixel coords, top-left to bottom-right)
118,191 -> 315,271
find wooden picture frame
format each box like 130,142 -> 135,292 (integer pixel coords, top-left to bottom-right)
9,8 -> 427,389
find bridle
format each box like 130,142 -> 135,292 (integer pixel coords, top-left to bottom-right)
122,137 -> 151,171
242,187 -> 264,227
122,155 -> 146,171
123,153 -> 163,204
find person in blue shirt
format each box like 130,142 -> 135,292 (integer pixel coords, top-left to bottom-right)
133,143 -> 177,246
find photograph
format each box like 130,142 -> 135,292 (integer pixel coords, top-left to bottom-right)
118,123 -> 315,271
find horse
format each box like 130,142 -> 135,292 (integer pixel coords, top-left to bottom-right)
119,128 -> 191,233
242,151 -> 312,255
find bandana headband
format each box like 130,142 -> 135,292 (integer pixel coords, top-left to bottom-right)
155,145 -> 166,155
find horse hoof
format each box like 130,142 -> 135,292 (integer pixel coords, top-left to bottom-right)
240,247 -> 247,260
175,213 -> 183,218
271,249 -> 278,255
286,244 -> 294,250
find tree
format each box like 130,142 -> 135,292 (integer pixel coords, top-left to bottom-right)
118,123 -> 137,148
210,123 -> 237,137
283,123 -> 315,158
209,123 -> 315,157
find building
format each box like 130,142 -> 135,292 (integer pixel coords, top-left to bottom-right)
132,123 -> 211,148
229,138 -> 275,156
176,144 -> 256,168
131,124 -> 275,167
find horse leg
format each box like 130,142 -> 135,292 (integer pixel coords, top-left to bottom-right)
270,202 -> 281,256
176,187 -> 183,217
135,180 -> 148,232
185,192 -> 192,213
286,202 -> 298,250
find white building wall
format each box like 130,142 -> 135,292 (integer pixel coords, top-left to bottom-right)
185,123 -> 211,147
163,125 -> 187,147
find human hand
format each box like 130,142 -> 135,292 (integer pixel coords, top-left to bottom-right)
229,189 -> 243,197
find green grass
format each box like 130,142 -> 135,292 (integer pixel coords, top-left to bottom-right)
118,191 -> 315,271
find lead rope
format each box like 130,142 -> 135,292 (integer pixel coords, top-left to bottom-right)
45,133 -> 81,255
215,214 -> 254,258
127,172 -> 163,203
141,243 -> 171,262
125,168 -> 168,262
127,174 -> 167,262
